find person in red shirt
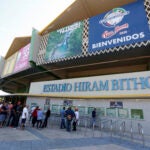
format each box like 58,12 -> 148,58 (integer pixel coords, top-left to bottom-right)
32,106 -> 39,127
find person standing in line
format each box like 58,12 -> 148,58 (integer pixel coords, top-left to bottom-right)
14,101 -> 23,128
0,102 -> 8,127
32,106 -> 39,127
6,103 -> 14,126
21,105 -> 29,130
91,108 -> 96,127
60,107 -> 66,129
42,107 -> 51,128
36,107 -> 43,129
29,106 -> 35,122
65,107 -> 75,132
72,107 -> 79,131
10,104 -> 17,128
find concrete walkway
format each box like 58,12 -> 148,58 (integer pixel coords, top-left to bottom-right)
0,126 -> 150,150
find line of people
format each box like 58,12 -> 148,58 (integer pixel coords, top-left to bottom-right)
0,101 -> 23,128
0,101 -> 51,130
31,106 -> 51,129
0,101 -> 30,130
0,101 -> 96,132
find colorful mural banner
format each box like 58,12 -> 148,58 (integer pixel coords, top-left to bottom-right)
45,21 -> 83,61
88,0 -> 150,53
13,43 -> 30,73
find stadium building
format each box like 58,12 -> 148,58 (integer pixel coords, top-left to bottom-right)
0,0 -> 150,135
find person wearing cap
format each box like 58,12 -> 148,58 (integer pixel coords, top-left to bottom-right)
72,107 -> 79,131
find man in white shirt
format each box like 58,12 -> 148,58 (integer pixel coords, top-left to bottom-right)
21,105 -> 29,130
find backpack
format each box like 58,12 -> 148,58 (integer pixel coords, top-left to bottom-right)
67,114 -> 72,120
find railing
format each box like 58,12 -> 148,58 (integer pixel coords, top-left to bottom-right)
99,118 -> 111,136
130,121 -> 133,142
46,114 -> 146,147
138,123 -> 145,147
110,119 -> 119,139
119,121 -> 126,140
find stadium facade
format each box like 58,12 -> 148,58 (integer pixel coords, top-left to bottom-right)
0,0 -> 150,134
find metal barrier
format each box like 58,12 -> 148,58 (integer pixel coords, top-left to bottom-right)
84,118 -> 89,136
119,121 -> 126,140
130,121 -> 134,142
109,119 -> 120,139
99,118 -> 112,137
84,119 -> 87,136
92,121 -> 96,137
49,114 -> 61,128
138,123 -> 145,147
47,114 -> 146,148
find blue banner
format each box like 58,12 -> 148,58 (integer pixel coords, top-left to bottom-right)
88,0 -> 150,53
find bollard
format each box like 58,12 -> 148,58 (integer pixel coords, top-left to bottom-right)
99,120 -> 102,137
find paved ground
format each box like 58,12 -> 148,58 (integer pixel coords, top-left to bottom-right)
0,126 -> 150,150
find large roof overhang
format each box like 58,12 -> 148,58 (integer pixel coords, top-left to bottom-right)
40,0 -> 136,35
0,66 -> 61,93
5,36 -> 31,59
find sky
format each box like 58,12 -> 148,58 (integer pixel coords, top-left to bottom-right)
0,0 -> 75,95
